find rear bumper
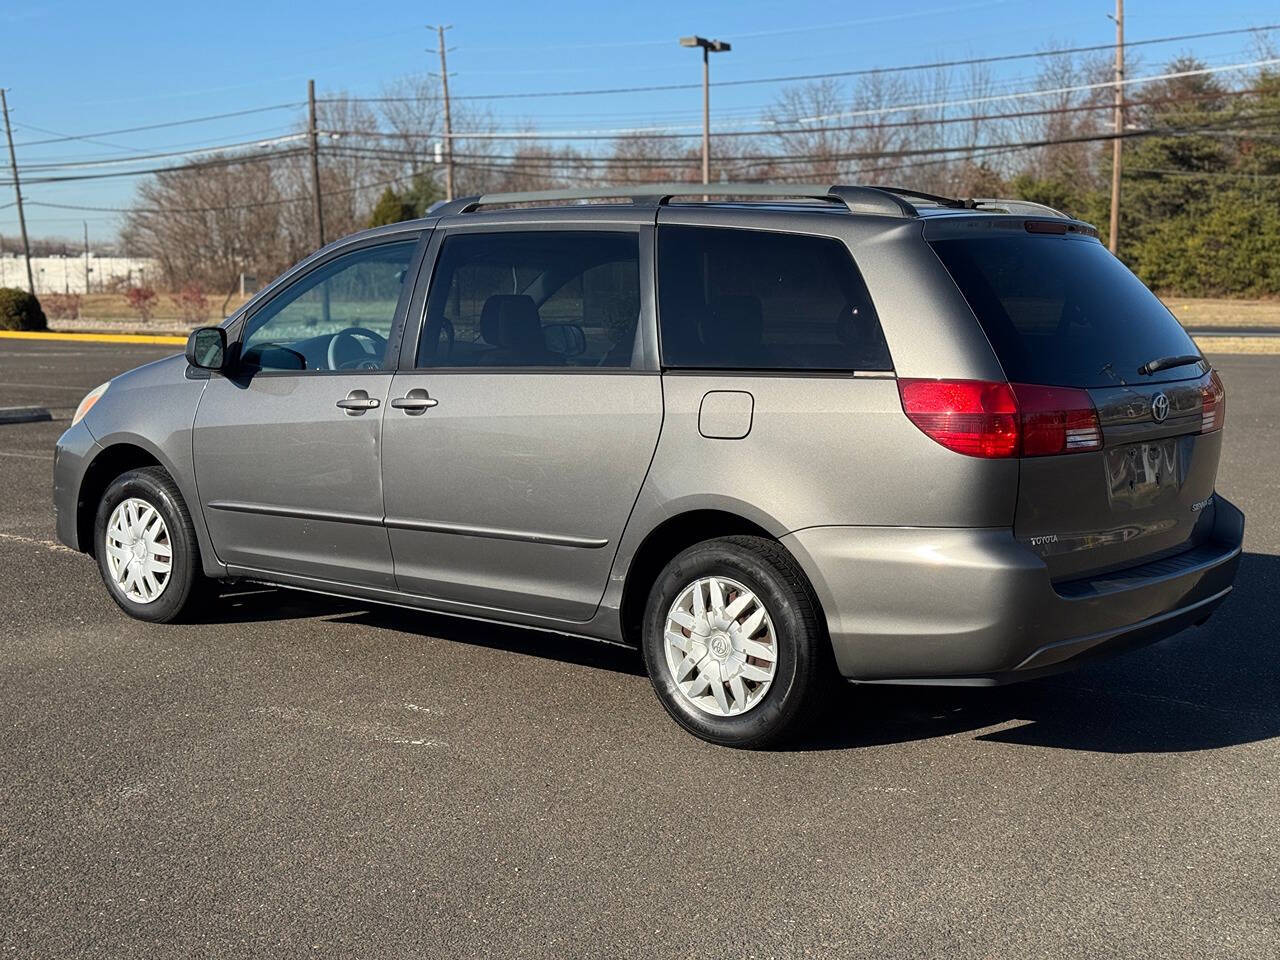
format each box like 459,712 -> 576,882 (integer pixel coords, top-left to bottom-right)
782,493 -> 1244,684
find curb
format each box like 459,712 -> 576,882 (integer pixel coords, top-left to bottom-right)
0,406 -> 52,425
0,330 -> 187,345
1192,334 -> 1280,356
1185,327 -> 1280,338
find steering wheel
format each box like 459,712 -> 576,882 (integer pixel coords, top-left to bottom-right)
439,317 -> 456,359
328,327 -> 388,371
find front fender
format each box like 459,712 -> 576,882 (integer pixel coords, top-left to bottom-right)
53,419 -> 101,550
74,356 -> 223,576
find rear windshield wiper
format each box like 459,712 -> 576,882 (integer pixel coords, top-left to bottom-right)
1137,354 -> 1202,376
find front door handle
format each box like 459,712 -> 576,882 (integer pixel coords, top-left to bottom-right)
336,389 -> 380,414
390,388 -> 438,414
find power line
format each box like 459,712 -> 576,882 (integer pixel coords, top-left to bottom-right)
445,142 -> 1036,183
16,133 -> 310,172
10,102 -> 307,148
16,85 -> 1262,180
10,23 -> 1273,162
753,57 -> 1280,126
327,23 -> 1280,104
6,93 -> 1272,190
324,114 -> 1280,173
1129,166 -> 1280,178
319,87 -> 1264,151
24,174 -> 410,216
15,84 -> 1256,181
11,120 -> 137,153
17,122 -> 304,166
3,147 -> 310,186
380,57 -> 1280,139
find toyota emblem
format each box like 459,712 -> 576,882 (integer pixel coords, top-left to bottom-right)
1151,392 -> 1170,423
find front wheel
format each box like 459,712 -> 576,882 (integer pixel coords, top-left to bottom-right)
641,536 -> 828,748
94,466 -> 207,623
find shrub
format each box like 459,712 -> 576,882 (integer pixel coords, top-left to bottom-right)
170,285 -> 210,325
0,288 -> 47,331
42,292 -> 82,321
125,285 -> 158,322
367,186 -> 418,227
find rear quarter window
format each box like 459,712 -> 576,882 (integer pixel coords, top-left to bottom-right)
657,225 -> 892,371
930,235 -> 1201,388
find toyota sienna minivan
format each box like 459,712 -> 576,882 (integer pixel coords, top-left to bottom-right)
53,184 -> 1243,747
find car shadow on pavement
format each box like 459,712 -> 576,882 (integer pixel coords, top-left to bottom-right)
206,584 -> 648,677
209,552 -> 1277,754
794,551 -> 1280,754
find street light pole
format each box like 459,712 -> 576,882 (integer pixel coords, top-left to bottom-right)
680,36 -> 731,187
701,45 -> 709,185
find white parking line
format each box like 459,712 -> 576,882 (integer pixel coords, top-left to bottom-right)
0,381 -> 93,392
0,351 -> 96,358
0,532 -> 75,554
0,451 -> 54,461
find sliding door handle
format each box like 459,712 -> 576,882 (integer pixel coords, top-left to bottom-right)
336,389 -> 380,414
390,388 -> 438,414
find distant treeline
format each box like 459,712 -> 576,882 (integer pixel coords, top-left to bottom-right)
117,55 -> 1279,299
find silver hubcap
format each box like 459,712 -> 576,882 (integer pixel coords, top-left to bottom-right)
663,576 -> 778,717
104,497 -> 172,604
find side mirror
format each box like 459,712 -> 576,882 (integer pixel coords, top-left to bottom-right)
185,326 -> 227,371
543,322 -> 586,358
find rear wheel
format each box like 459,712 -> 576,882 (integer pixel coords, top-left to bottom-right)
94,466 -> 207,623
641,536 -> 828,748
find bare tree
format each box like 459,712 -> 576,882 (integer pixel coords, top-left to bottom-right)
121,153 -> 286,302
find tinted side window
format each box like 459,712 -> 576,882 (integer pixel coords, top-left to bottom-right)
657,226 -> 892,371
417,232 -> 640,368
241,240 -> 417,372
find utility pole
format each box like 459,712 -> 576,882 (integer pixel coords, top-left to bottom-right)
307,79 -> 326,248
1108,0 -> 1124,254
432,25 -> 456,202
83,221 -> 90,295
680,36 -> 731,189
1,89 -> 35,294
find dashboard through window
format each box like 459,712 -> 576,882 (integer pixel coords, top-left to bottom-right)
241,240 -> 418,372
417,231 -> 641,369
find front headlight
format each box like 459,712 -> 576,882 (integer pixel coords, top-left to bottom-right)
71,381 -> 110,426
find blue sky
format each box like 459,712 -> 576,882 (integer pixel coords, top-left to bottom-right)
2,0 -> 1277,245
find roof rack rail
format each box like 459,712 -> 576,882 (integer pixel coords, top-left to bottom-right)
968,197 -> 1070,218
864,186 -> 970,209
864,187 -> 1070,219
425,183 -> 1073,221
428,183 -> 920,219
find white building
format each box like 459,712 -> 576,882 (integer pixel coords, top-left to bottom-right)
0,253 -> 161,294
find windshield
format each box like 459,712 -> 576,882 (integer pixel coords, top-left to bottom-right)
930,235 -> 1202,388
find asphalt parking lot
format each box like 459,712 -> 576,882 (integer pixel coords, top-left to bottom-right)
1,339 -> 1277,959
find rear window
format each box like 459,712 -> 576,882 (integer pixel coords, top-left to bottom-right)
930,235 -> 1201,388
657,225 -> 892,371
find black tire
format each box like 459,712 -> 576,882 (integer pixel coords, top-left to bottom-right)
93,466 -> 207,623
641,535 -> 829,749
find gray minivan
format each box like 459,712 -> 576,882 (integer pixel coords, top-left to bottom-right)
53,184 -> 1243,747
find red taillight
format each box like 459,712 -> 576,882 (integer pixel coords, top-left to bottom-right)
898,379 -> 1018,458
1201,370 -> 1226,433
898,379 -> 1101,458
1011,383 -> 1102,456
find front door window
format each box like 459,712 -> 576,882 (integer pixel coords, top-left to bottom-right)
241,240 -> 417,372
